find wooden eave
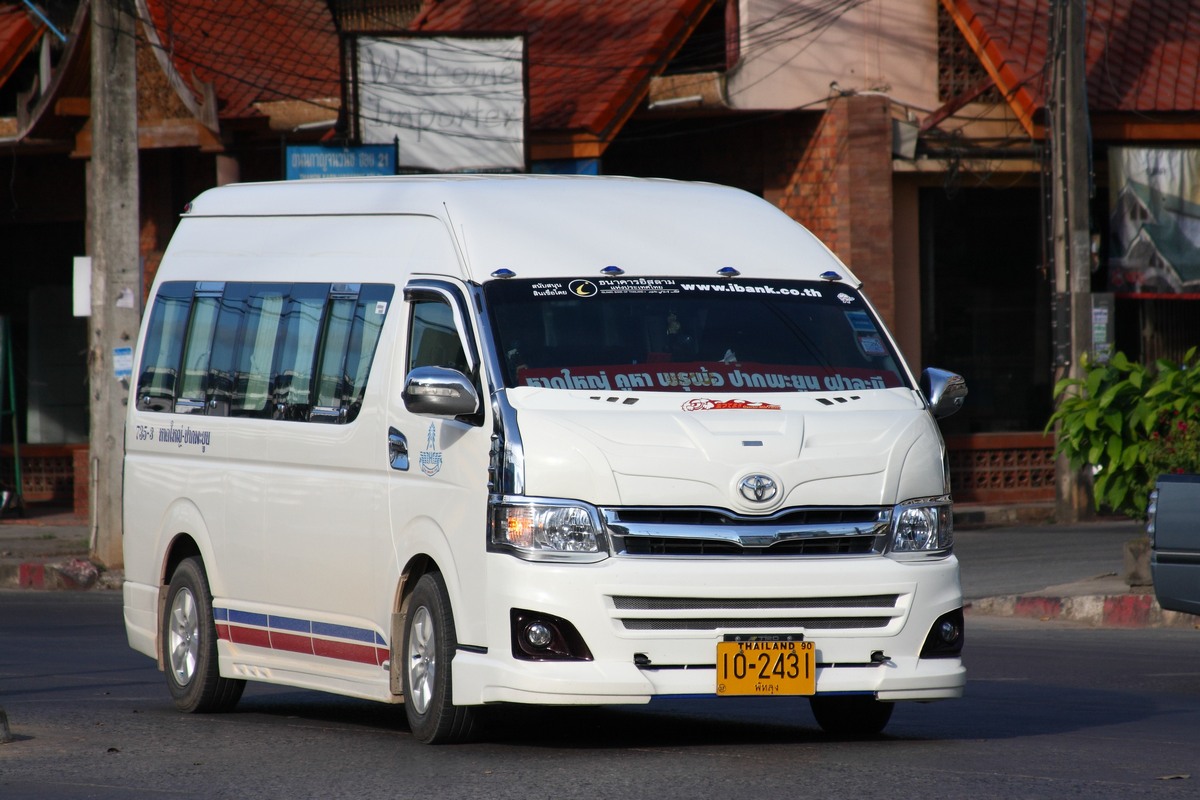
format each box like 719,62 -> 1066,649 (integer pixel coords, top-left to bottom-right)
18,0 -> 91,145
529,131 -> 606,161
0,10 -> 44,87
940,0 -> 1042,138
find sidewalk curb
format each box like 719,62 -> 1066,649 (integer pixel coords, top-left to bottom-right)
967,592 -> 1200,629
0,560 -> 123,591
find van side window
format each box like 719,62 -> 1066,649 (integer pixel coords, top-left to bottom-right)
408,297 -> 468,374
342,284 -> 393,414
274,284 -> 327,421
231,286 -> 287,418
136,281 -> 394,424
176,288 -> 223,414
136,282 -> 193,411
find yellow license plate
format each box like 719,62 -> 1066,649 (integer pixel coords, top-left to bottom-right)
716,638 -> 816,696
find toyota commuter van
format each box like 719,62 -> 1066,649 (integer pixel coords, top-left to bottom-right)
122,175 -> 968,743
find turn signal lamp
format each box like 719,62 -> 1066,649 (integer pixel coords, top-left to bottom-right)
489,497 -> 609,562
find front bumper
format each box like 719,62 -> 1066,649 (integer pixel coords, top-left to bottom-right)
451,553 -> 965,705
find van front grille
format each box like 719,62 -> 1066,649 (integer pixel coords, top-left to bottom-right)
602,506 -> 890,558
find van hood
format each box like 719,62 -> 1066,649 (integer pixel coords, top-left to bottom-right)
506,388 -> 947,512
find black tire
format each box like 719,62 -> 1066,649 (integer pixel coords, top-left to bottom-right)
809,695 -> 894,737
401,572 -> 478,744
162,556 -> 245,713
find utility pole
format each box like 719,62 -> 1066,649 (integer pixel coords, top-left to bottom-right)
1049,0 -> 1093,522
88,0 -> 140,568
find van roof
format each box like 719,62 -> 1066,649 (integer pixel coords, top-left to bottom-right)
182,175 -> 857,285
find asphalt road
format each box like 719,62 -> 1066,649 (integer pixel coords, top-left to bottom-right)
955,519 -> 1142,600
2,589 -> 1198,799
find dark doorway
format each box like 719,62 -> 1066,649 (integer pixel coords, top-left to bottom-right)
921,187 -> 1052,434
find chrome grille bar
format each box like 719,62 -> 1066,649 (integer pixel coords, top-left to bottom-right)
611,594 -> 900,611
610,593 -> 904,632
620,617 -> 892,631
602,506 -> 891,557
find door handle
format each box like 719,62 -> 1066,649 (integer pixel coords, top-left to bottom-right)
388,427 -> 409,471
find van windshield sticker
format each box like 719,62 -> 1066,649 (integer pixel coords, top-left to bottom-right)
526,278 -> 831,299
845,310 -> 876,332
682,398 -> 782,411
858,335 -> 888,357
520,363 -> 901,392
484,277 -> 909,393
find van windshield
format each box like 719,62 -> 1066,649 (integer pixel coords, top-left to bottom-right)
482,277 -> 910,393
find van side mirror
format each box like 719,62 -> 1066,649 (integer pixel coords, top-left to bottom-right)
921,368 -> 968,419
401,366 -> 480,417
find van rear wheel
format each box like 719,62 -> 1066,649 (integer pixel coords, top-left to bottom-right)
402,572 -> 477,743
809,695 -> 894,737
163,556 -> 245,713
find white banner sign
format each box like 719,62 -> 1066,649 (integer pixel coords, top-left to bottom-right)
356,36 -> 526,172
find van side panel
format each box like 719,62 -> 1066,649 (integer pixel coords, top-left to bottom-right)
123,213 -> 463,697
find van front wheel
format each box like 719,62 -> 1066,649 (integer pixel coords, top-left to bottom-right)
809,695 -> 894,737
163,556 -> 245,713
402,572 -> 477,743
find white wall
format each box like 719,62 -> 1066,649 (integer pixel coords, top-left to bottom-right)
727,0 -> 940,114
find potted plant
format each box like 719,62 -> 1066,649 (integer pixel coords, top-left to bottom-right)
1047,348 -> 1200,585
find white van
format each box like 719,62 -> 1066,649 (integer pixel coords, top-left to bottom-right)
122,175 -> 968,743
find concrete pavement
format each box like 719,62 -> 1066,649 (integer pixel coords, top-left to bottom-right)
2,503 -> 1197,630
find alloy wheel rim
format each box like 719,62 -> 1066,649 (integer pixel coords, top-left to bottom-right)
167,587 -> 200,685
407,605 -> 436,714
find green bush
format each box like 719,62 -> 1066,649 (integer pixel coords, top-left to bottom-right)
1046,347 -> 1200,519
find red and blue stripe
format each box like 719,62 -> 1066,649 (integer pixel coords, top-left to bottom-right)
215,607 -> 390,667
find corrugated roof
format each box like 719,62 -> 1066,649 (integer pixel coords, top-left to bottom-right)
943,0 -> 1200,135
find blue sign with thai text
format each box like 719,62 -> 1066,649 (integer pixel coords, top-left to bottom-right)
286,145 -> 396,180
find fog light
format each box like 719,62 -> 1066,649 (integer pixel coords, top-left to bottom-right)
525,621 -> 554,648
510,609 -> 594,662
920,608 -> 965,658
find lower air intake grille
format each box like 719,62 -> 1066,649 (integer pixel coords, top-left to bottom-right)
612,595 -> 899,611
620,617 -> 892,632
610,594 -> 902,632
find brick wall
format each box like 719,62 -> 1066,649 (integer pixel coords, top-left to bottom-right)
766,95 -> 897,329
771,101 -> 846,254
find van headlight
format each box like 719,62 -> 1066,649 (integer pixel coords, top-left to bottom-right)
887,497 -> 953,558
489,497 -> 609,563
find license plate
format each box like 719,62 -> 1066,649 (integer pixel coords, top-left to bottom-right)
716,637 -> 816,696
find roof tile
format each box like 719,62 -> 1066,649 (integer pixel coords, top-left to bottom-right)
947,0 -> 1200,124
144,0 -> 712,144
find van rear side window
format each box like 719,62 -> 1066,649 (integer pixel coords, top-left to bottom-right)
136,281 -> 394,423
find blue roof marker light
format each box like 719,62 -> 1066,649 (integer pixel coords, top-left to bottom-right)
819,270 -> 843,282
491,268 -> 517,279
600,265 -> 624,276
716,266 -> 740,278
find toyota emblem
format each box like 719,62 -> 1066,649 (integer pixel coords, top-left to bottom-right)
738,474 -> 778,503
